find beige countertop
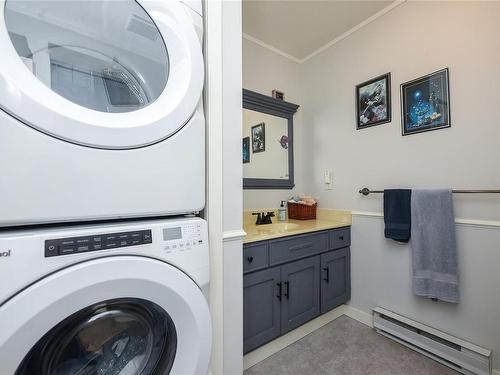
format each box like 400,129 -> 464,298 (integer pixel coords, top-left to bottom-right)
243,209 -> 351,244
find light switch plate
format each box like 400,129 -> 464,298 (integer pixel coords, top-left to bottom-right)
324,170 -> 333,189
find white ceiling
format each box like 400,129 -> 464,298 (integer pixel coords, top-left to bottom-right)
243,0 -> 394,62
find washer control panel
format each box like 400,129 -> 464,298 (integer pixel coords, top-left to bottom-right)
45,230 -> 152,257
162,222 -> 204,253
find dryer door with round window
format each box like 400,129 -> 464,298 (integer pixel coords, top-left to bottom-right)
0,0 -> 203,149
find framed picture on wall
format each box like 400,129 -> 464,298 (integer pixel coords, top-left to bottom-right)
356,73 -> 391,129
242,137 -> 250,163
272,89 -> 284,100
251,123 -> 265,153
401,68 -> 451,136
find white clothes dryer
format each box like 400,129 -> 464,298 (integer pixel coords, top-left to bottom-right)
0,0 -> 205,226
0,217 -> 211,374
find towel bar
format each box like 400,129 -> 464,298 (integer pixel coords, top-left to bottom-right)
359,187 -> 500,196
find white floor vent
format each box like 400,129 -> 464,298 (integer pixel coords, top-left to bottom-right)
373,307 -> 491,375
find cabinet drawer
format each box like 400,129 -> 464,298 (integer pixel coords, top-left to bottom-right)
269,232 -> 328,266
243,242 -> 269,274
329,227 -> 350,250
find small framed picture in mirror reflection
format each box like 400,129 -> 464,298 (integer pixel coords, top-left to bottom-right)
242,137 -> 250,163
251,123 -> 265,153
272,90 -> 284,100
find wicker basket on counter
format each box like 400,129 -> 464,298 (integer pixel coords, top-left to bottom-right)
287,202 -> 317,220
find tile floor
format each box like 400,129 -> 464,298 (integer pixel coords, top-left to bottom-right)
244,316 -> 458,375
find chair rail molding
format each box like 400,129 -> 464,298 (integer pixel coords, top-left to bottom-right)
351,211 -> 500,230
223,229 -> 247,241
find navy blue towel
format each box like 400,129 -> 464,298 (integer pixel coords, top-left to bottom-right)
384,189 -> 412,243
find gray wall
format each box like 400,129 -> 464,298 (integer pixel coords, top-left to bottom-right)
300,0 -> 500,220
298,1 -> 500,369
244,0 -> 500,369
242,38 -> 305,209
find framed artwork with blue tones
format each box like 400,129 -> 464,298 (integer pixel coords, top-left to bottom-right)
356,73 -> 391,129
242,137 -> 250,164
401,68 -> 451,136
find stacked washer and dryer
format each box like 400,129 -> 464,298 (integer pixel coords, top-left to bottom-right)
0,1 -> 211,374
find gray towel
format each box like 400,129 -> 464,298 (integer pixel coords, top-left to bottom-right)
410,189 -> 459,303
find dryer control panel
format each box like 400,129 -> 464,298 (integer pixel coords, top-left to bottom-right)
45,230 -> 152,257
162,222 -> 204,253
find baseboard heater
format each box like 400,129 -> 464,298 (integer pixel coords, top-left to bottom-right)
373,307 -> 491,375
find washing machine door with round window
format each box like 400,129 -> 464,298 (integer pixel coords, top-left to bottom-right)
0,0 -> 203,149
0,257 -> 212,375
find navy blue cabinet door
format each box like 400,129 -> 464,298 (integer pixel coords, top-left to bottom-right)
243,267 -> 281,353
280,256 -> 320,334
320,247 -> 351,314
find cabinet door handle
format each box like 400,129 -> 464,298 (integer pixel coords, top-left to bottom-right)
323,267 -> 330,283
289,242 -> 313,252
284,281 -> 290,299
276,282 -> 282,300
247,256 -> 254,263
339,236 -> 344,241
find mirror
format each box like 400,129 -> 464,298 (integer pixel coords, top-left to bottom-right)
243,89 -> 299,189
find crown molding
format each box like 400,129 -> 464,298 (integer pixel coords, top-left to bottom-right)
242,33 -> 302,64
243,0 -> 406,65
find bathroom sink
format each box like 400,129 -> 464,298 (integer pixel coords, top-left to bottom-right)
268,222 -> 300,230
253,222 -> 301,234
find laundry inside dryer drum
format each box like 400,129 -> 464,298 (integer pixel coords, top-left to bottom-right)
15,299 -> 177,375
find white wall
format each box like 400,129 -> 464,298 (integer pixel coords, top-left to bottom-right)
222,3 -> 243,234
206,1 -> 243,374
298,1 -> 500,369
222,2 -> 244,374
351,215 -> 500,367
221,2 -> 244,374
243,38 -> 308,209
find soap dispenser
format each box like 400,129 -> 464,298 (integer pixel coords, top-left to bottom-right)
278,201 -> 287,222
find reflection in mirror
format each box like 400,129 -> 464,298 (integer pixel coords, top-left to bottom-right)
243,109 -> 289,180
4,0 -> 169,113
242,89 -> 299,189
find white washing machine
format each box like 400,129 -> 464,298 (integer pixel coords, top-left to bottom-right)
0,0 -> 205,227
0,217 -> 212,374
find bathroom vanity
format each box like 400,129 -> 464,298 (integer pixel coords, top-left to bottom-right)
243,217 -> 351,353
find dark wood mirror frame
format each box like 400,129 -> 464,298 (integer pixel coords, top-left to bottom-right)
243,89 -> 299,189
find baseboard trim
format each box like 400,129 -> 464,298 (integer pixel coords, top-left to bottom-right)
243,305 -> 348,370
243,306 -> 500,374
343,305 -> 373,328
